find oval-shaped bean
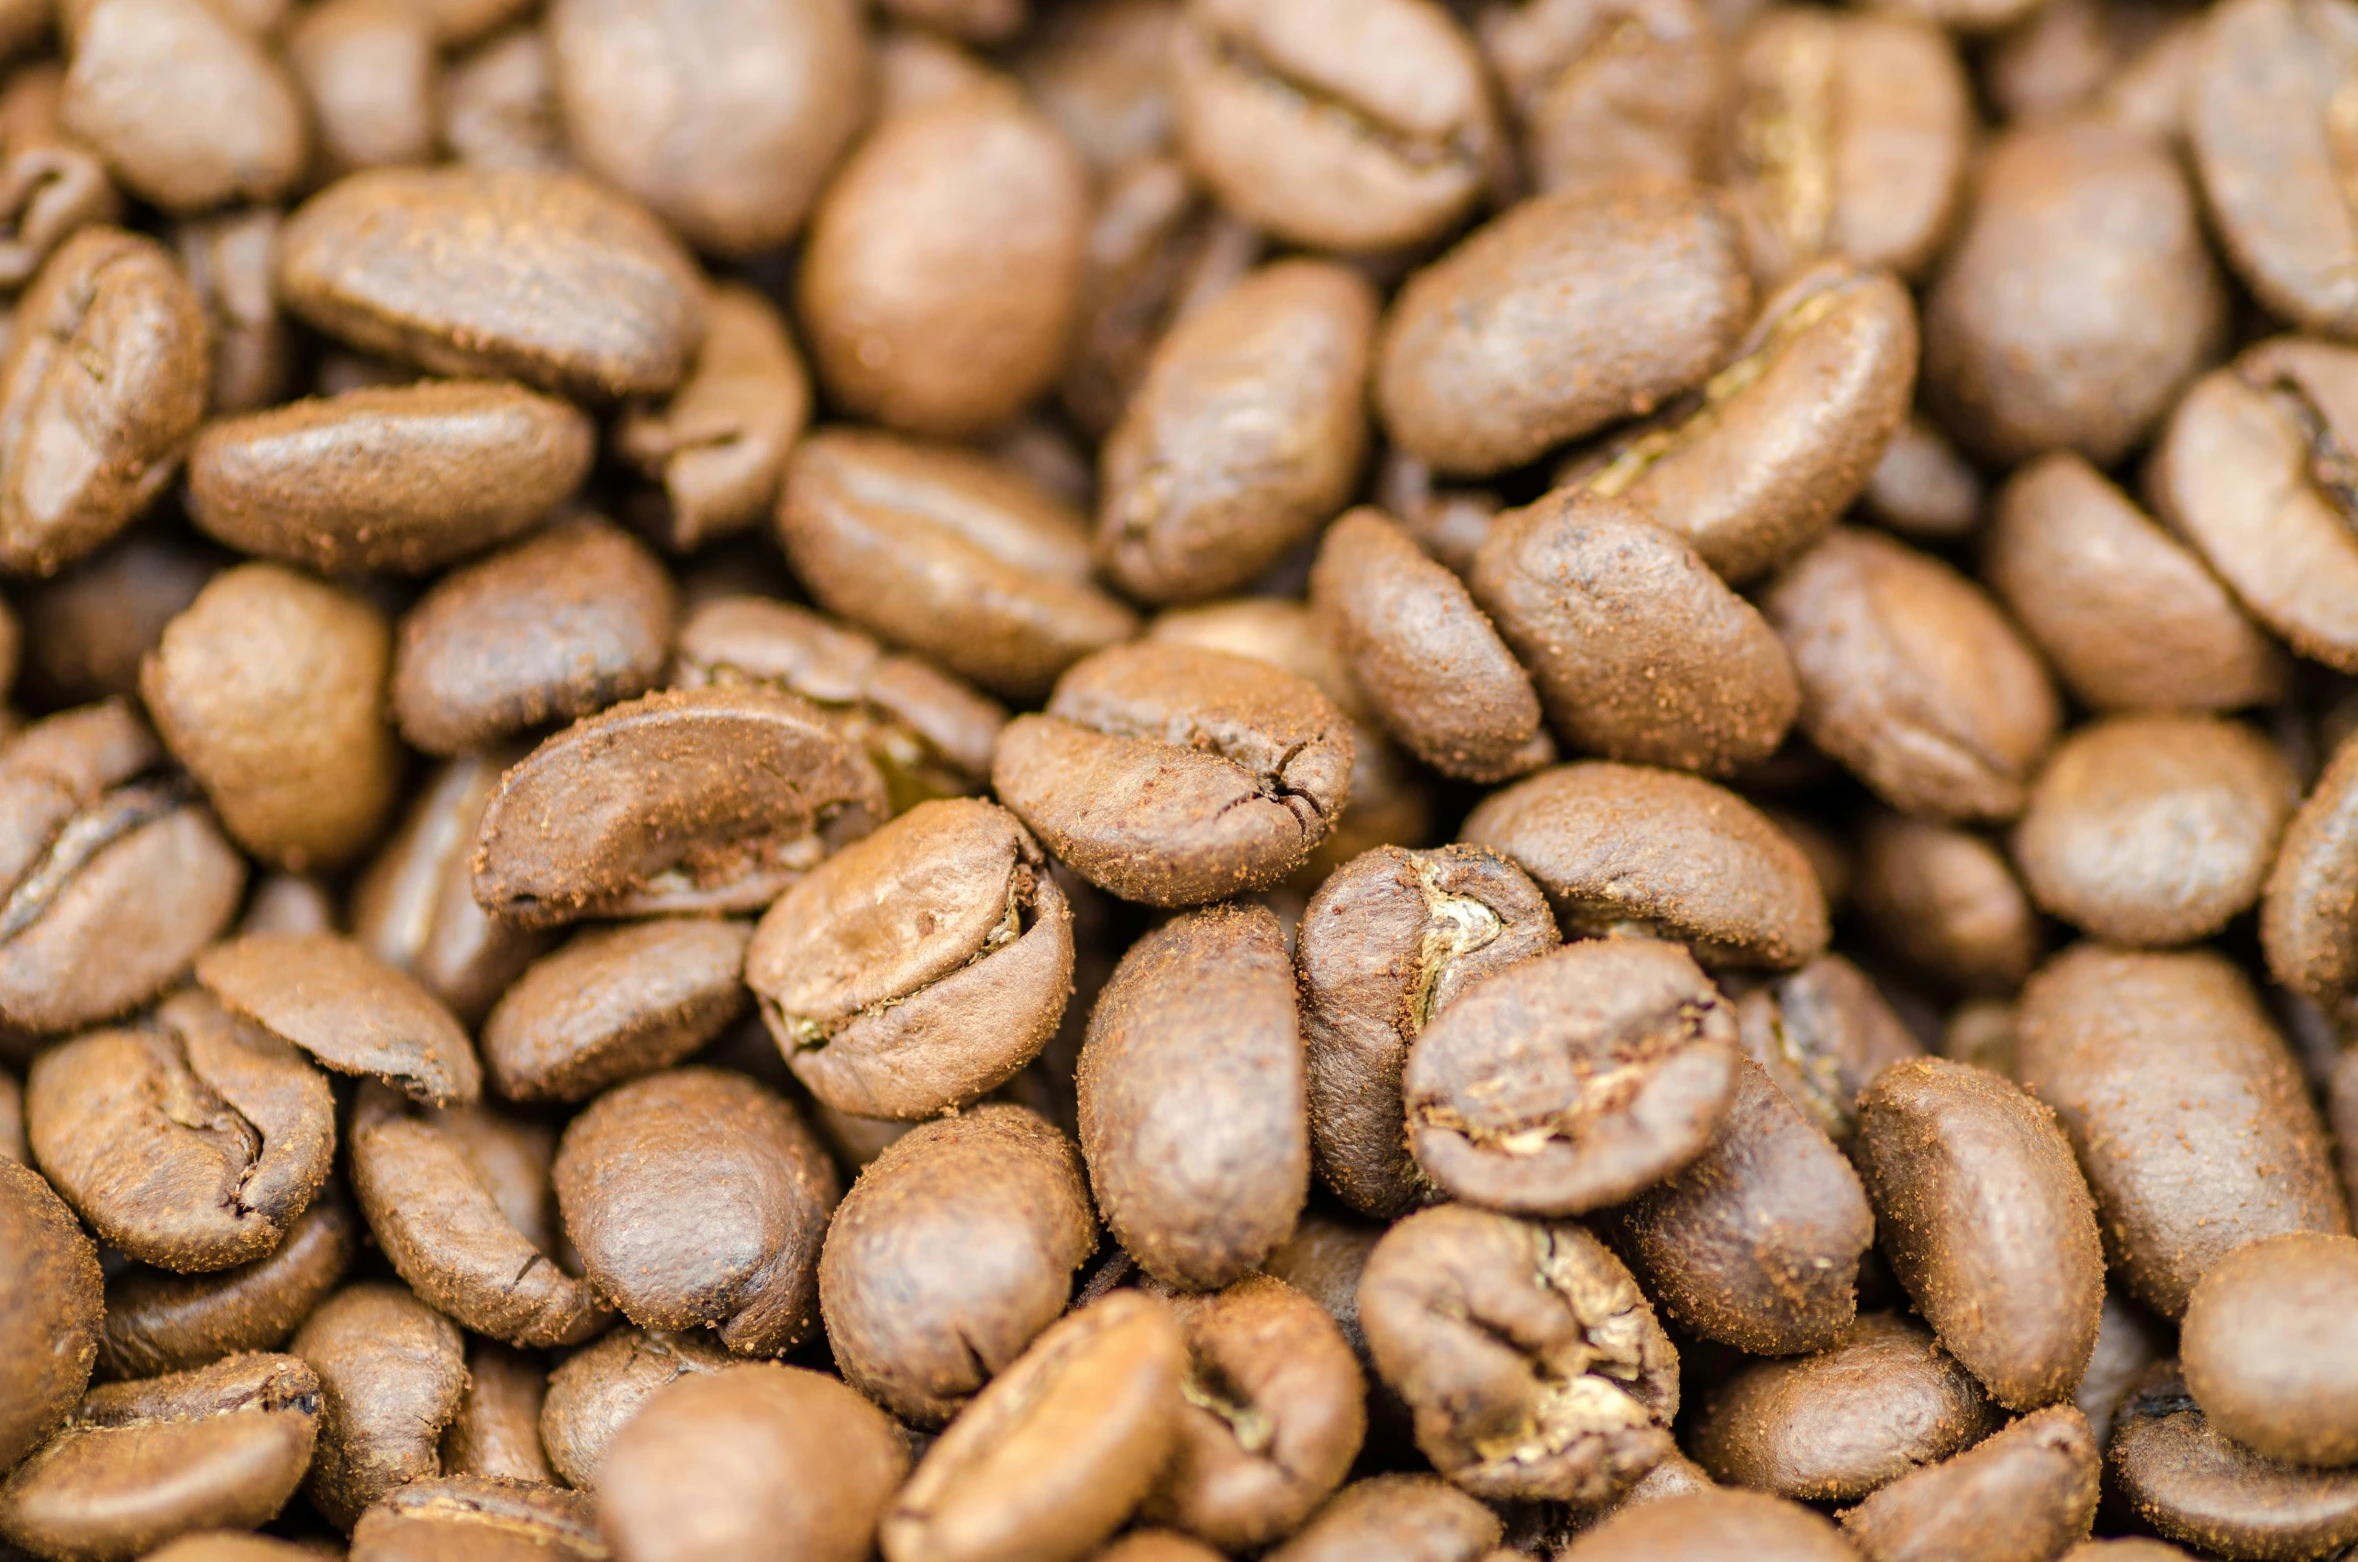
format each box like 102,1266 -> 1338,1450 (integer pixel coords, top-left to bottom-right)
99,1196 -> 354,1380
2181,1231 -> 2358,1468
539,1328 -> 735,1492
0,1158 -> 102,1472
1853,813 -> 2039,996
1836,1405 -> 2101,1562
292,1284 -> 467,1530
2111,1360 -> 2358,1562
1562,1489 -> 1857,1562
196,932 -> 482,1108
355,1476 -> 604,1562
482,916 -> 750,1103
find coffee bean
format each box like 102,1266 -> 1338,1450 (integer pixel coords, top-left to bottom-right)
1733,953 -> 1922,1145
442,26 -> 569,174
1836,1404 -> 2101,1562
0,1069 -> 21,1161
1265,1472 -> 1503,1562
1862,414 -> 1982,542
288,0 -> 439,175
438,1341 -> 552,1485
20,534 -> 214,707
1373,451 -> 1500,580
2078,1290 -> 2169,1449
0,1352 -> 320,1560
1853,813 -> 2038,996
1461,762 -> 1830,967
1098,260 -> 1375,604
881,1289 -> 1187,1562
0,66 -> 121,294
777,428 -> 1139,704
1480,0 -> 1723,196
165,207 -> 285,412
352,1475 -> 603,1562
277,166 -> 707,400
1360,1205 -> 1679,1503
2111,1360 -> 2358,1561
187,382 -> 595,578
1469,492 -> 1799,774
0,1158 -> 100,1473
98,1196 -> 354,1380
144,1535 -> 323,1561
238,874 -> 334,939
538,1328 -> 733,1491
1077,902 -> 1306,1288
195,931 -> 484,1107
1376,177 -> 1752,477
1690,1312 -> 1997,1501
293,1283 -> 467,1529
2180,1232 -> 2358,1468
1297,844 -> 1559,1217
1559,1489 -> 1857,1562
471,685 -> 890,930
2015,946 -> 2350,1317
483,916 -> 750,1104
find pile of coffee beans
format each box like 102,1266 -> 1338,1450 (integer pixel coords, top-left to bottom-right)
4,0 -> 2358,1557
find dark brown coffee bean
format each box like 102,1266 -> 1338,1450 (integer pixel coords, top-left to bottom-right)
749,798 -> 1073,1120
1297,844 -> 1559,1217
0,226 -> 208,576
549,0 -> 868,256
1265,1472 -> 1503,1562
1766,528 -> 2061,823
1854,1058 -> 2103,1410
483,916 -> 750,1104
1733,953 -> 1922,1145
1986,453 -> 2289,714
1374,450 -> 1500,579
292,1284 -> 466,1529
1460,762 -> 1830,967
554,1066 -> 839,1355
777,427 -> 1139,704
143,563 -> 398,873
539,1328 -> 734,1491
0,1353 -> 320,1560
0,698 -> 244,1034
60,0 -> 306,211
995,643 -> 1354,907
2014,715 -> 2296,948
1611,1056 -> 1873,1356
2016,946 -> 2350,1317
471,685 -> 889,930
1403,936 -> 1737,1216
2078,1289 -> 2169,1448
1862,414 -> 1982,542
1480,0 -> 1722,195
1360,1205 -> 1678,1504
797,81 -> 1088,439
195,931 -> 484,1107
1924,121 -> 2224,466
352,1475 -> 602,1562
2181,1232 -> 2358,1468
1560,1488 -> 1853,1562
1376,177 -> 1752,477
277,166 -> 707,400
1853,813 -> 2038,996
1837,1404 -> 2100,1562
438,1341 -> 553,1485
20,533 -> 213,707
2188,0 -> 2358,340
1690,1312 -> 1998,1501
442,26 -> 568,174
2112,1361 -> 2358,1561
882,1289 -> 1187,1562
99,1196 -> 355,1380
1078,902 -> 1306,1289
287,0 -> 439,175
187,382 -> 595,577
1098,260 -> 1375,604
1470,491 -> 1799,774
1720,9 -> 1971,286
0,1157 -> 101,1472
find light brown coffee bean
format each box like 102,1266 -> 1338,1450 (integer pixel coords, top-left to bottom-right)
539,1327 -> 734,1491
293,1285 -> 468,1531
0,1157 -> 101,1472
0,1067 -> 18,1161
1853,813 -> 2038,996
0,67 -> 120,301
1560,1489 -> 1855,1562
175,208 -> 284,417
483,917 -> 748,1104
1013,0 -> 1177,174
119,1531 -> 326,1561
1265,1472 -> 1502,1562
1862,414 -> 1982,542
1837,1405 -> 2101,1562
438,1341 -> 553,1484
196,931 -> 484,1107
99,1196 -> 355,1380
2111,1360 -> 2358,1562
2180,1232 -> 2358,1469
353,1475 -> 602,1562
442,26 -> 569,173
287,0 -> 439,175
1480,0 -> 1724,196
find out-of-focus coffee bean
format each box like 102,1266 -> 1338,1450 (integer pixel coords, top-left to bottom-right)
148,1534 -> 329,1561
1376,177 -> 1752,477
1016,0 -> 1176,173
1732,953 -> 1921,1145
293,1284 -> 468,1530
353,1475 -> 602,1561
482,917 -> 748,1103
1560,1489 -> 1854,1562
0,1158 -> 101,1473
1266,1473 -> 1503,1562
99,1196 -> 355,1380
2078,1290 -> 2169,1448
169,210 -> 288,414
195,931 -> 485,1107
2015,946 -> 2350,1317
538,1327 -> 734,1492
188,381 -> 595,576
437,1342 -> 554,1484
1837,1404 -> 2100,1562
0,1067 -> 21,1160
1374,450 -> 1499,578
442,25 -> 568,173
1359,1205 -> 1680,1504
0,66 -> 121,293
20,533 -> 213,705
1480,0 -> 1722,193
1854,813 -> 2038,996
2111,1360 -> 2358,1561
230,869 -> 332,935
2180,1232 -> 2358,1468
1861,414 -> 1981,542
1098,260 -> 1374,604
288,0 -> 440,175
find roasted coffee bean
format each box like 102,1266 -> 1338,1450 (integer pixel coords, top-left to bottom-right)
99,1196 -> 355,1379
1986,453 -> 2289,714
883,0 -> 1022,40
288,0 -> 439,176
438,1341 -> 554,1484
0,1157 -> 101,1473
1098,259 -> 1375,604
1690,1312 -> 1997,1501
482,916 -> 750,1103
1469,491 -> 1799,774
1077,902 -> 1306,1289
995,643 -> 1354,906
2271,736 -> 2358,1010
1836,1404 -> 2101,1562
442,26 -> 569,174
554,1066 -> 839,1355
143,1534 -> 325,1561
292,1283 -> 467,1530
1766,528 -> 2061,823
188,381 -> 595,577
0,698 -> 244,1034
1297,844 -> 1559,1217
549,0 -> 868,256
1853,813 -> 2038,996
1374,450 -> 1500,579
1461,762 -> 1830,967
1265,1472 -> 1503,1562
1376,177 -> 1752,477
2180,1232 -> 2358,1468
820,1104 -> 1095,1426
2078,1289 -> 2169,1448
2013,715 -> 2296,948
471,685 -> 889,929
538,1327 -> 735,1491
0,1352 -> 320,1561
1611,1056 -> 1874,1356
1732,953 -> 1921,1145
2015,946 -> 2350,1317
0,1067 -> 21,1161
881,1289 -> 1187,1562
1720,9 -> 1971,286
1480,0 -> 1723,195
749,798 -> 1074,1119
1559,1489 -> 1852,1562
1862,414 -> 1982,542
777,427 -> 1139,704
27,990 -> 334,1272
1981,0 -> 2177,119
277,166 -> 707,400
20,533 -> 213,707
1854,1058 -> 2104,1410
176,208 -> 286,417
237,874 -> 335,939
0,67 -> 120,297
797,81 -> 1088,439
1360,1205 -> 1679,1504
1402,936 -> 1738,1216
143,563 -> 398,873
0,226 -> 209,576
352,1475 -> 603,1562
2112,1361 -> 2358,1561
195,931 -> 484,1107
